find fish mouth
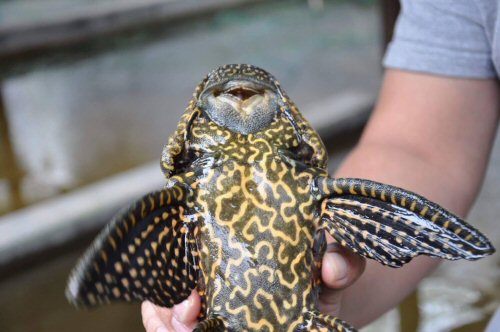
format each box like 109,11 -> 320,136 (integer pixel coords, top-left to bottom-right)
213,80 -> 264,100
212,80 -> 270,115
197,79 -> 279,134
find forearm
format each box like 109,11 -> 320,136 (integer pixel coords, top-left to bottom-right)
332,69 -> 499,327
333,143 -> 468,326
334,142 -> 476,217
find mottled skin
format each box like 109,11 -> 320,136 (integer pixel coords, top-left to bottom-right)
66,64 -> 495,332
178,121 -> 326,330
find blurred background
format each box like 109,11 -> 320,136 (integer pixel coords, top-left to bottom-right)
0,0 -> 498,331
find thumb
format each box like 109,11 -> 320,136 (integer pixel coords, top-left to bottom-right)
319,241 -> 365,315
321,242 -> 366,289
172,290 -> 201,330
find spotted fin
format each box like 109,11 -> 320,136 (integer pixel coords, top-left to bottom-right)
66,185 -> 199,308
316,177 -> 495,267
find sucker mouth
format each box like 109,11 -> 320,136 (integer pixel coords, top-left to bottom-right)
198,77 -> 278,134
212,80 -> 266,102
224,87 -> 262,101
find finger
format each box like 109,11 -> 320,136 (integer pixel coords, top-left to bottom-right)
318,237 -> 366,316
172,290 -> 201,330
142,301 -> 173,332
321,235 -> 366,290
142,300 -> 193,332
171,318 -> 196,332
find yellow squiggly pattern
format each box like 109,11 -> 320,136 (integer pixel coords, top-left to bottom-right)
172,113 -> 328,331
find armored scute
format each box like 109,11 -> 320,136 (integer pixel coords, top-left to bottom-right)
67,64 -> 494,331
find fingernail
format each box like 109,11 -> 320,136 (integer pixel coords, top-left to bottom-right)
156,327 -> 168,332
329,252 -> 348,281
173,296 -> 193,322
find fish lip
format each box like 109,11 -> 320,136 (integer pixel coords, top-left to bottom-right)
216,93 -> 267,115
221,87 -> 261,101
205,80 -> 270,111
217,80 -> 264,95
202,78 -> 276,98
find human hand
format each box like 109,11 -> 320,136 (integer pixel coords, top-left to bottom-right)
142,290 -> 201,332
318,234 -> 366,316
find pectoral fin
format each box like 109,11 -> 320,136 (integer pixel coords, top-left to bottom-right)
66,185 -> 199,308
316,177 -> 494,267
